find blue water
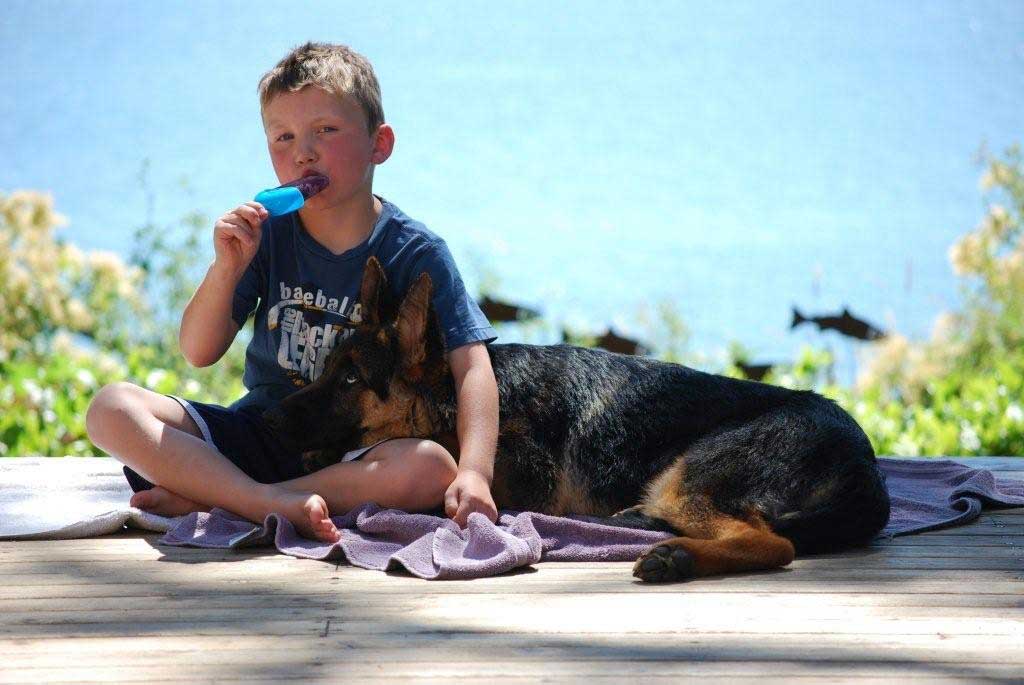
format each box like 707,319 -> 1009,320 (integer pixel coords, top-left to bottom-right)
3,1 -> 1022,380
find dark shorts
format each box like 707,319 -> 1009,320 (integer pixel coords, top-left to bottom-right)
123,396 -> 380,493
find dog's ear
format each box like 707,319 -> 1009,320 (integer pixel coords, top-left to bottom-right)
395,271 -> 433,378
357,257 -> 388,326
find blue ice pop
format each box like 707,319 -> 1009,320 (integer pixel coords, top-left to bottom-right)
254,174 -> 330,216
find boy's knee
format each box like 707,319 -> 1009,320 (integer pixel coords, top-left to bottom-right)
411,440 -> 458,483
86,381 -> 144,445
401,440 -> 458,499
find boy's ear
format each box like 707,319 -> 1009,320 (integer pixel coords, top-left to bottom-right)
371,124 -> 395,165
395,272 -> 433,376
358,257 -> 388,326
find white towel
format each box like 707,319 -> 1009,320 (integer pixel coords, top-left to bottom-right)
0,457 -> 175,540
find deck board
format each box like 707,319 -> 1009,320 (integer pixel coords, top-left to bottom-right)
1,456 -> 1022,683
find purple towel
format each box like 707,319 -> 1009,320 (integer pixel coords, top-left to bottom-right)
159,458 -> 1024,579
879,457 -> 1024,535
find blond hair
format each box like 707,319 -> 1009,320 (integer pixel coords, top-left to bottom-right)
258,42 -> 384,133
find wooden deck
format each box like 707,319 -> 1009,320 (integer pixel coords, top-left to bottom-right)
1,457 -> 1022,684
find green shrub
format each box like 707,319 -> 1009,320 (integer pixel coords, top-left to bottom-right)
0,189 -> 245,457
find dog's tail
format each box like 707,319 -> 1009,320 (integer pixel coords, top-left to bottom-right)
769,468 -> 891,555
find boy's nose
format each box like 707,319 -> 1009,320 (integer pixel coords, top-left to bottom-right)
293,138 -> 317,165
294,149 -> 317,166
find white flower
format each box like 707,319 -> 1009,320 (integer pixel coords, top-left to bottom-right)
146,369 -> 168,390
1006,404 -> 1024,423
891,435 -> 921,457
959,422 -> 982,453
75,369 -> 97,388
22,379 -> 43,406
184,379 -> 201,396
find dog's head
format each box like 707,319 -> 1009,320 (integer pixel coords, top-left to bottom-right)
264,257 -> 449,463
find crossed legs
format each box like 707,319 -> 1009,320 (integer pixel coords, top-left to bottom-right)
85,382 -> 458,542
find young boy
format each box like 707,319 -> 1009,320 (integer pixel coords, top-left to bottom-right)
86,42 -> 500,543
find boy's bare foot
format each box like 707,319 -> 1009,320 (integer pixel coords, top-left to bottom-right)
266,488 -> 341,543
130,486 -> 208,517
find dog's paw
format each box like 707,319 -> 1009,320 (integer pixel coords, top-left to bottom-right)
632,544 -> 696,583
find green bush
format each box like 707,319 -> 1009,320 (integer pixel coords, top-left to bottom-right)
0,189 -> 245,457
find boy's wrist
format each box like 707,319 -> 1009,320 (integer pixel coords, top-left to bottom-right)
207,259 -> 246,285
455,462 -> 493,486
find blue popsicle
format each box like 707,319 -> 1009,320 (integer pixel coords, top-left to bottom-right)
254,174 -> 330,216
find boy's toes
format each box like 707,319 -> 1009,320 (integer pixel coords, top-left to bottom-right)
129,490 -> 155,510
301,494 -> 340,542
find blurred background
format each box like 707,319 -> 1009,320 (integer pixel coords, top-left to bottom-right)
2,0 -> 1023,457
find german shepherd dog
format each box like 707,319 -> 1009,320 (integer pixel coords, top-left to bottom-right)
266,258 -> 890,582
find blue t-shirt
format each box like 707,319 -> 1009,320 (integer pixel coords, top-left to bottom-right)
229,197 -> 496,413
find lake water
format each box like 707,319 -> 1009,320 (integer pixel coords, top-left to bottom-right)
3,1 -> 1022,382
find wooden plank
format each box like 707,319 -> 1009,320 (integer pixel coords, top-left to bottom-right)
0,563 -> 1022,591
3,605 -> 1023,638
1,578 -> 1022,601
2,591 -> 1022,619
1,633 -> 1022,664
4,578 -> 1024,605
1,590 -> 1021,615
0,564 -> 1021,593
1,666 -> 1021,685
2,654 -> 1024,683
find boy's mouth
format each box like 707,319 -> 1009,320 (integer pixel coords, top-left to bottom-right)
281,173 -> 330,200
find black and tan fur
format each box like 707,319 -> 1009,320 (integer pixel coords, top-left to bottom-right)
265,258 -> 890,582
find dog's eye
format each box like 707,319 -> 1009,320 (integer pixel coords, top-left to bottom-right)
345,372 -> 359,384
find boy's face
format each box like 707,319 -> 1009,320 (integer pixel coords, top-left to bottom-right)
262,86 -> 392,209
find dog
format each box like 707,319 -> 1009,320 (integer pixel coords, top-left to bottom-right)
265,258 -> 890,582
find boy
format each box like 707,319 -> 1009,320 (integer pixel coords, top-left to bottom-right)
86,42 -> 500,543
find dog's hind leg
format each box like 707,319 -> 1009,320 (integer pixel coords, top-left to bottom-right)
631,512 -> 795,583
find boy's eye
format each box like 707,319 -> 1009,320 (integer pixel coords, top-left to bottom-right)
273,127 -> 333,143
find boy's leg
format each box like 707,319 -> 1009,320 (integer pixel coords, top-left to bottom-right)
279,439 -> 459,515
85,382 -> 340,541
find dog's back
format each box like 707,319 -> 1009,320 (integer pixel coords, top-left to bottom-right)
481,343 -> 889,555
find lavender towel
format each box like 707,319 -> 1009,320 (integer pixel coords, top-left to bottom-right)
879,457 -> 1024,535
160,457 -> 1024,579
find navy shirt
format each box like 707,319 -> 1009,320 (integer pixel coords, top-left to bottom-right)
229,197 -> 496,413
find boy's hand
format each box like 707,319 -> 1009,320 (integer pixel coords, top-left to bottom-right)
213,202 -> 268,277
444,470 -> 498,527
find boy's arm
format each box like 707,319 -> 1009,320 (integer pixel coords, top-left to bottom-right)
443,341 -> 500,526
180,202 -> 268,367
179,264 -> 244,367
